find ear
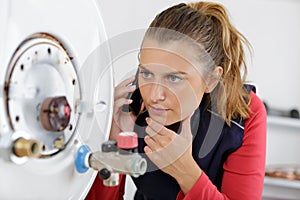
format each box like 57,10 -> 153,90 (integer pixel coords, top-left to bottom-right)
205,66 -> 223,93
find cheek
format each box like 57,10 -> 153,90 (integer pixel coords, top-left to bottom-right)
139,84 -> 149,102
176,86 -> 203,118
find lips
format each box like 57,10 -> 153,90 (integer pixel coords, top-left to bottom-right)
149,105 -> 169,115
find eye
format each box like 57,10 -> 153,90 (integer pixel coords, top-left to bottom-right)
141,71 -> 152,79
168,74 -> 182,83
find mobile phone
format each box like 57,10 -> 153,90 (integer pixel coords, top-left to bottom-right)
122,69 -> 140,113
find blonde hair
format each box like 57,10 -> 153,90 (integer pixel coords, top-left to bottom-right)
144,2 -> 252,125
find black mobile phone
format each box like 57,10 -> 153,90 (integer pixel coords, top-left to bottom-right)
122,69 -> 141,114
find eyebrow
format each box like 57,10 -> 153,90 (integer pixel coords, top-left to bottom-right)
138,64 -> 188,76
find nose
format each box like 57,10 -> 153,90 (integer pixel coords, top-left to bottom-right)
149,83 -> 166,103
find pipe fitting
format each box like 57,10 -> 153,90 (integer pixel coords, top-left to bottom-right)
13,137 -> 41,158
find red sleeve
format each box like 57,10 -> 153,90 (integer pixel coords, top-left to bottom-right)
176,91 -> 267,200
85,174 -> 126,200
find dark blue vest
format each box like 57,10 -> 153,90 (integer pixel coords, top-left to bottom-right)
131,86 -> 254,200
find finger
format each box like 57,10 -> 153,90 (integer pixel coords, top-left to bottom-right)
144,145 -> 159,165
145,117 -> 165,135
144,136 -> 160,152
180,113 -> 193,138
144,145 -> 152,154
140,102 -> 145,112
144,136 -> 163,152
114,75 -> 136,99
117,75 -> 136,88
114,98 -> 132,113
145,125 -> 159,138
114,84 -> 136,100
144,137 -> 176,169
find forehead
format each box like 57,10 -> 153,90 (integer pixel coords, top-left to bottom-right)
140,39 -> 201,73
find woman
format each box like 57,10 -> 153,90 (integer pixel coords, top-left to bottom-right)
86,1 -> 266,200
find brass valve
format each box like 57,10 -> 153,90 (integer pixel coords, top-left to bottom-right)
13,138 -> 41,158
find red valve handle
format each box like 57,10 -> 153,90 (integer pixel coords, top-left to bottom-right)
117,132 -> 138,149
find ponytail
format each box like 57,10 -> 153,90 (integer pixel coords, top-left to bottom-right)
188,2 -> 252,124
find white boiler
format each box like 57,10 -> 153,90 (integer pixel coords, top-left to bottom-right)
0,0 -> 114,199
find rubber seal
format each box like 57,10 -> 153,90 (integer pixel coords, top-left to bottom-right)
75,145 -> 91,173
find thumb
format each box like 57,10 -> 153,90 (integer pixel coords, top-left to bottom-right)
180,112 -> 193,139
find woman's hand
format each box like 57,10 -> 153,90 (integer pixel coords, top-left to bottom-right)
109,76 -> 141,140
144,115 -> 202,194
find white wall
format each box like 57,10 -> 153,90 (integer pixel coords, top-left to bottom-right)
96,0 -> 300,199
97,0 -> 300,108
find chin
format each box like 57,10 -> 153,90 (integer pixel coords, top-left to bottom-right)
165,118 -> 182,126
152,116 -> 181,126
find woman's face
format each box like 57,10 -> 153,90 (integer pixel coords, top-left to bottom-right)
138,40 -> 207,125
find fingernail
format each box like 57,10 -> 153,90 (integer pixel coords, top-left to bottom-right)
144,147 -> 148,153
145,117 -> 151,124
128,99 -> 133,104
144,146 -> 151,153
129,85 -> 136,89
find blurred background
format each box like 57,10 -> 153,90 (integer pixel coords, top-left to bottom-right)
97,0 -> 300,199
